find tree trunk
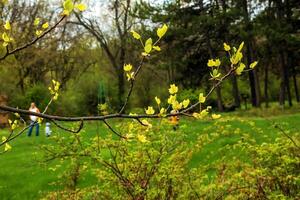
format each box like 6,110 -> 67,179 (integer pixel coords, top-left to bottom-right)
292,64 -> 299,102
231,75 -> 240,107
282,51 -> 292,107
220,0 -> 240,108
117,68 -> 125,109
241,0 -> 260,107
254,69 -> 261,107
264,63 -> 269,108
216,86 -> 224,112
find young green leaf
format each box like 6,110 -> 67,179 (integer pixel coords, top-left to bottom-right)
153,46 -> 161,51
130,30 -> 141,40
75,3 -> 86,11
157,24 -> 168,38
250,61 -> 258,69
34,18 -> 40,26
144,38 -> 153,53
63,0 -> 74,15
199,93 -> 206,103
237,41 -> 244,53
4,21 -> 11,30
42,22 -> 49,29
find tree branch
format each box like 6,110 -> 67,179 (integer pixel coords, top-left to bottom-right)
0,15 -> 66,61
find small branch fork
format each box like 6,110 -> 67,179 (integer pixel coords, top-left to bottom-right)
0,15 -> 66,61
119,56 -> 146,114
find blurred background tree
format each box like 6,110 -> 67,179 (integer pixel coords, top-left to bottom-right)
0,0 -> 299,114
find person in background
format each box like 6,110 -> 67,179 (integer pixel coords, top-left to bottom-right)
27,102 -> 40,136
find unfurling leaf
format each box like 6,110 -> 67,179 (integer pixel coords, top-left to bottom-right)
153,46 -> 161,51
207,59 -> 221,67
169,84 -> 178,94
75,3 -> 86,11
182,99 -> 190,108
167,95 -> 176,105
210,69 -> 221,79
4,21 -> 11,30
145,106 -> 155,115
236,63 -> 246,75
2,32 -> 10,42
155,96 -> 161,105
199,93 -> 206,103
130,30 -> 141,40
250,61 -> 258,69
144,38 -> 153,53
200,109 -> 209,118
137,134 -> 148,143
123,64 -> 133,72
4,143 -> 12,151
212,114 -> 221,119
34,18 -> 40,26
63,0 -> 74,15
36,30 -> 43,36
157,24 -> 168,38
172,101 -> 182,110
224,43 -> 231,51
237,41 -> 244,52
42,22 -> 49,29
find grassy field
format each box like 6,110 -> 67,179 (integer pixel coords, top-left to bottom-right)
0,112 -> 299,200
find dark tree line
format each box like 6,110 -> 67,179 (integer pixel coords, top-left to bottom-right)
134,0 -> 300,110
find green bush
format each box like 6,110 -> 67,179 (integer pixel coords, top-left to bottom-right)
41,120 -> 300,199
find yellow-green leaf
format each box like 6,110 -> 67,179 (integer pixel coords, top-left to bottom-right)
75,3 -> 86,11
215,59 -> 221,67
123,64 -> 133,72
34,18 -> 40,26
155,96 -> 161,105
4,21 -> 11,30
145,106 -> 155,115
169,84 -> 178,94
207,59 -> 215,67
199,93 -> 206,103
212,114 -> 221,119
137,134 -> 148,143
144,38 -> 152,53
2,32 -> 10,42
210,69 -> 221,79
237,41 -> 244,52
182,99 -> 190,108
130,30 -> 141,40
157,24 -> 168,38
36,30 -> 43,36
224,43 -> 231,51
42,22 -> 49,29
250,61 -> 258,69
63,0 -> 74,13
153,46 -> 161,51
236,63 -> 246,75
4,143 -> 11,151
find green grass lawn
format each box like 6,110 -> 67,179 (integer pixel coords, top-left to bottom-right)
0,112 -> 299,200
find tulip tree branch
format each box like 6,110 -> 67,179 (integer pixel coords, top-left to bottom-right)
0,15 -> 66,61
119,56 -> 146,114
0,67 -> 236,123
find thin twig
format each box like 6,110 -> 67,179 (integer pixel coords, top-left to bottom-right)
119,56 -> 146,113
0,16 -> 66,61
103,120 -> 126,139
50,119 -> 84,134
